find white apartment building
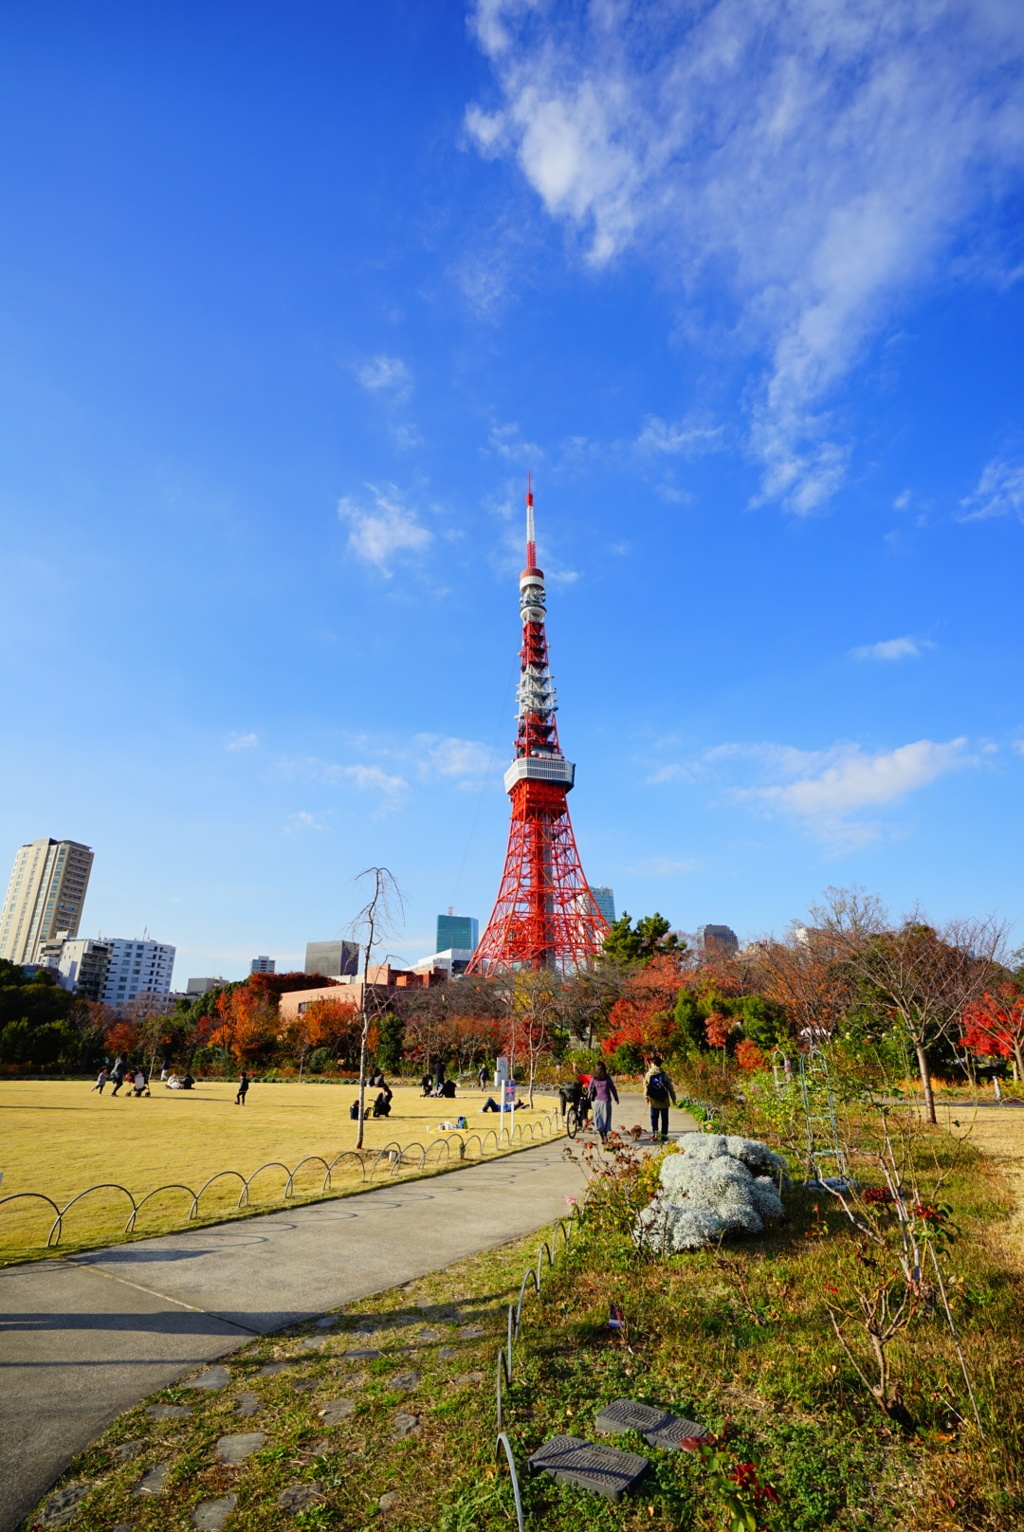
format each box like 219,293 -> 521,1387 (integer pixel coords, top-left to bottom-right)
95,938 -> 176,1006
0,838 -> 94,964
54,937 -> 176,1006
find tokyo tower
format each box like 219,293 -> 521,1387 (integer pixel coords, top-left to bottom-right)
468,482 -> 609,975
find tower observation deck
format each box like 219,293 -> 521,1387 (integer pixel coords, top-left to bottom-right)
467,483 -> 608,975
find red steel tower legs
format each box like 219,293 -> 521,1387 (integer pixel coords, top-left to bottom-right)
468,483 -> 608,975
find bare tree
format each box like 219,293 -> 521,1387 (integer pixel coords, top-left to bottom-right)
350,867 -> 403,1148
840,906 -> 1006,1123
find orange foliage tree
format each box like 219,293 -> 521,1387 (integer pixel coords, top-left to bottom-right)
602,955 -> 689,1060
961,983 -> 1024,1080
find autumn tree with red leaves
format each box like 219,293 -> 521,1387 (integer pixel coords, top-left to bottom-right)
961,983 -> 1024,1080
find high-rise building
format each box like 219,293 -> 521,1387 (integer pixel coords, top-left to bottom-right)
56,935 -> 175,1005
699,924 -> 739,957
590,886 -> 616,927
305,939 -> 360,978
436,913 -> 478,953
250,955 -> 276,974
0,839 -> 94,964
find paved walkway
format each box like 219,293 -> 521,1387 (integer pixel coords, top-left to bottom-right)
0,1094 -> 685,1530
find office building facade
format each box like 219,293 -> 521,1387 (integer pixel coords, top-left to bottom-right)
698,924 -> 739,957
250,955 -> 276,974
0,838 -> 94,964
186,976 -> 226,996
589,886 -> 615,927
305,939 -> 360,978
436,913 -> 478,954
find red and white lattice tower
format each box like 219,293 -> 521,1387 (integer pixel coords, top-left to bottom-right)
468,482 -> 609,975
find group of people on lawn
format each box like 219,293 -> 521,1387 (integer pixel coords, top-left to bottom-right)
89,1053 -> 677,1141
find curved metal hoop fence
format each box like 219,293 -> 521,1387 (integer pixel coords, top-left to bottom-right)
0,1105 -> 565,1250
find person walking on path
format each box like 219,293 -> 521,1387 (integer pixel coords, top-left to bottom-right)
478,1062 -> 489,1089
90,1067 -> 109,1094
109,1056 -> 127,1097
235,1071 -> 250,1106
644,1054 -> 675,1140
588,1060 -> 619,1141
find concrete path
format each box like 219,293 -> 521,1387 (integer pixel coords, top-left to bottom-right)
0,1092 -> 685,1530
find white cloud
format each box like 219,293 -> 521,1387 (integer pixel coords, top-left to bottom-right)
487,421 -> 543,462
467,2 -> 1024,512
339,764 -> 408,797
225,731 -> 259,750
391,423 -> 424,450
285,810 -> 329,833
338,484 -> 432,574
653,735 -> 972,845
959,457 -> 1024,521
355,354 -> 413,400
637,416 -> 723,457
416,734 -> 494,787
851,636 -> 932,662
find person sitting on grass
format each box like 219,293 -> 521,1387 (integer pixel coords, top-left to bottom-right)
481,1094 -> 524,1112
165,1073 -> 181,1089
420,1073 -> 433,1097
372,1088 -> 392,1118
235,1070 -> 250,1106
180,1071 -> 195,1090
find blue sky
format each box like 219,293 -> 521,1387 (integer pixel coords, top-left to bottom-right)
2,0 -> 1023,983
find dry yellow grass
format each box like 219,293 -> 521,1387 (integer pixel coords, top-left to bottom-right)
0,1078 -> 561,1262
936,1102 -> 1024,1267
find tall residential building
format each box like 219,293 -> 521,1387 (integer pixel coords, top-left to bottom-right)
436,912 -> 478,954
250,955 -> 276,974
699,924 -> 739,957
0,838 -> 94,964
589,886 -> 616,927
305,939 -> 360,978
54,939 -> 112,1002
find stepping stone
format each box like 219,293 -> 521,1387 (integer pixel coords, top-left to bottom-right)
234,1393 -> 259,1417
114,1439 -> 145,1461
315,1316 -> 337,1328
594,1398 -> 708,1451
215,1433 -> 265,1465
378,1492 -> 399,1512
192,1494 -> 237,1530
527,1436 -> 649,1504
277,1484 -> 322,1512
453,1371 -> 484,1386
292,1379 -> 319,1393
389,1370 -> 419,1392
319,1398 -> 357,1425
438,1348 -> 457,1360
391,1411 -> 420,1439
185,1367 -> 230,1391
344,1347 -> 380,1361
147,1404 -> 191,1421
111,1524 -> 135,1532
34,1482 -> 90,1526
134,1464 -> 171,1497
298,1336 -> 326,1351
417,1328 -> 441,1342
459,1324 -> 484,1338
259,1361 -> 296,1377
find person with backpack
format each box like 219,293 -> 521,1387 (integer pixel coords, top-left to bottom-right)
109,1055 -> 127,1097
644,1054 -> 675,1140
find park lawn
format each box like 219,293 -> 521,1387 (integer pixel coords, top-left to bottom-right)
27,1122 -> 1024,1532
0,1079 -> 559,1263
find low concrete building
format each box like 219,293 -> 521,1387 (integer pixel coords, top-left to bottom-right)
278,965 -> 446,1022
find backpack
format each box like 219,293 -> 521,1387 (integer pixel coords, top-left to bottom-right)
648,1069 -> 670,1098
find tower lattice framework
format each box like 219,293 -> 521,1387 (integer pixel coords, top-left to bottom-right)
468,484 -> 608,975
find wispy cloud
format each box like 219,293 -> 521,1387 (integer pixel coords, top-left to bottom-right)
339,764 -> 408,797
416,734 -> 495,788
487,421 -> 543,462
851,636 -> 932,662
285,810 -> 329,833
959,457 -> 1024,521
225,731 -> 259,751
338,484 -> 432,574
354,354 -> 413,401
467,2 -> 1024,513
636,416 -> 723,458
653,736 -> 972,845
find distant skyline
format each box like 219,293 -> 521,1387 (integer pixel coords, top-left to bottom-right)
2,1 -> 1023,981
